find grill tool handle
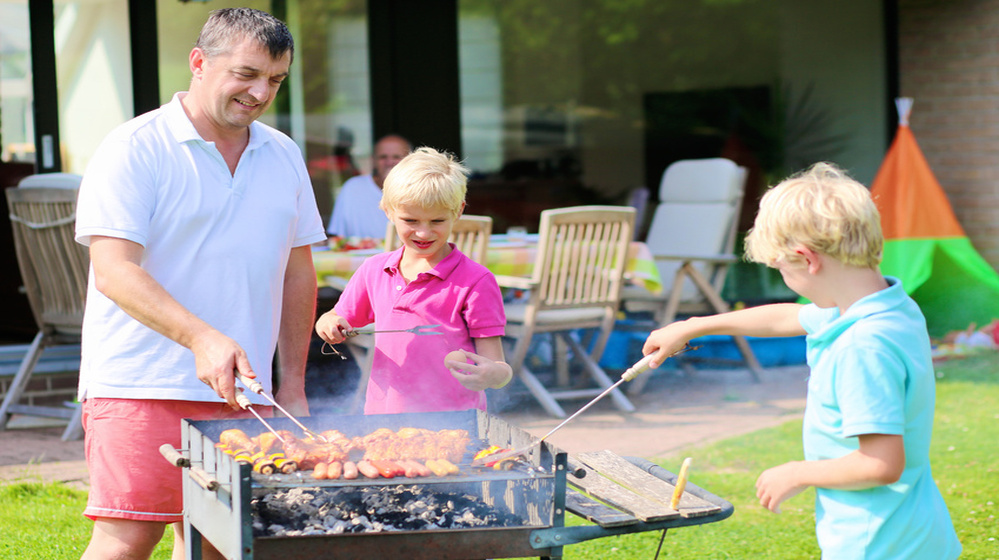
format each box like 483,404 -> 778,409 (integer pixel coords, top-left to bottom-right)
620,354 -> 656,382
237,373 -> 264,394
159,444 -> 220,491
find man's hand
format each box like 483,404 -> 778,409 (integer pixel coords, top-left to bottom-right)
190,330 -> 255,409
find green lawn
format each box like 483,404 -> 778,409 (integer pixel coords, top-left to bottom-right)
2,353 -> 995,559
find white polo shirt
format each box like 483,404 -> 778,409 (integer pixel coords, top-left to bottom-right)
326,174 -> 389,238
75,93 -> 326,404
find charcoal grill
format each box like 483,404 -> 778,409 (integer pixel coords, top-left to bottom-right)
171,409 -> 732,559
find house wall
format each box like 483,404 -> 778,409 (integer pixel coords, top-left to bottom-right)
899,0 -> 999,271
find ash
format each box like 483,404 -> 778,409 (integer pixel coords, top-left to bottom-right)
252,485 -> 526,537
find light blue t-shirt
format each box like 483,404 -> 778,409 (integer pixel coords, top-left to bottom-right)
798,277 -> 961,559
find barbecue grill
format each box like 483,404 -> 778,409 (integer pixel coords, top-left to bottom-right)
169,409 -> 732,559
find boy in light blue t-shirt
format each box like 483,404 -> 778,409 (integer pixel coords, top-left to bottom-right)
642,162 -> 961,559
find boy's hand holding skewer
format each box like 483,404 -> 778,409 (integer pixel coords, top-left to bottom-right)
315,311 -> 354,345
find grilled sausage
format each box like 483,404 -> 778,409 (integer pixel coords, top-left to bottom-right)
398,459 -> 431,477
327,461 -> 343,480
342,460 -> 359,480
356,460 -> 381,479
312,461 -> 328,480
426,458 -> 460,476
368,459 -> 404,478
424,459 -> 449,477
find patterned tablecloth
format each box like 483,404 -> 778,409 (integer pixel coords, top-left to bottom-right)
313,235 -> 663,294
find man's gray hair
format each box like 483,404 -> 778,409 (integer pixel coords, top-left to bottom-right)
196,8 -> 294,62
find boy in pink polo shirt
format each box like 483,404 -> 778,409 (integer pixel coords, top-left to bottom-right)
316,147 -> 512,414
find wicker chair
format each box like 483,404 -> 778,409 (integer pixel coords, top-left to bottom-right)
0,176 -> 88,440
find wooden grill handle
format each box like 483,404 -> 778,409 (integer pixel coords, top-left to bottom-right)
159,444 -> 221,492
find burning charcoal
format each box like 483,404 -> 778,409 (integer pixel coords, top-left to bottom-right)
251,484 -> 528,536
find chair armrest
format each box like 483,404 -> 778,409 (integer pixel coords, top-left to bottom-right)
493,274 -> 536,290
650,252 -> 739,264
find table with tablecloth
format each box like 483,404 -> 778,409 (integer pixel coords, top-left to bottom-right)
312,235 -> 663,294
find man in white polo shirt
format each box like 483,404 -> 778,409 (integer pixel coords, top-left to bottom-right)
327,134 -> 412,239
74,8 -> 326,559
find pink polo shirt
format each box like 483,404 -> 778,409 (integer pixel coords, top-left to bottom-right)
334,245 -> 506,414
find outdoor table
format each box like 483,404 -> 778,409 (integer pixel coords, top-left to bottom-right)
312,234 -> 663,293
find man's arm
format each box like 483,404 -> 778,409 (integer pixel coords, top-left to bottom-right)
88,235 -> 253,408
274,245 -> 317,416
755,433 -> 905,513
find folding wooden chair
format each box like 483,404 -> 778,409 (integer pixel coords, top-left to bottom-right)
0,176 -> 88,440
498,205 -> 636,418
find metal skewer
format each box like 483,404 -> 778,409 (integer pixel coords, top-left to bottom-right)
471,345 -> 700,466
236,374 -> 328,442
351,324 -> 443,336
321,324 -> 443,357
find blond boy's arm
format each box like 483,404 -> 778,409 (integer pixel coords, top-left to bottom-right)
445,337 -> 513,391
315,309 -> 354,344
642,303 -> 806,368
755,433 -> 905,513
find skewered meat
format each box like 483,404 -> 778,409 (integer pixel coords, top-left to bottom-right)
219,429 -> 255,452
358,428 -> 470,463
215,426 -> 470,477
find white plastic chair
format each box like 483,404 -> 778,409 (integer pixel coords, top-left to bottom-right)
620,158 -> 763,391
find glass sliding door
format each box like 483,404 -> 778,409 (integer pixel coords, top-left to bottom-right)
157,0 -> 371,226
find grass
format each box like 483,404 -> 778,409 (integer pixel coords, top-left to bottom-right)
0,482 -> 174,559
2,353 -> 995,559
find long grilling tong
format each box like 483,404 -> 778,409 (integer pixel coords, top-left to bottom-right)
236,373 -> 330,442
471,345 -> 699,467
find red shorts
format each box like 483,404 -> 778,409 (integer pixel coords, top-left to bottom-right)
82,398 -> 270,523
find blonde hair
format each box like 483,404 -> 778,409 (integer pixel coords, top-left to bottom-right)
380,147 -> 468,218
745,162 -> 883,268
